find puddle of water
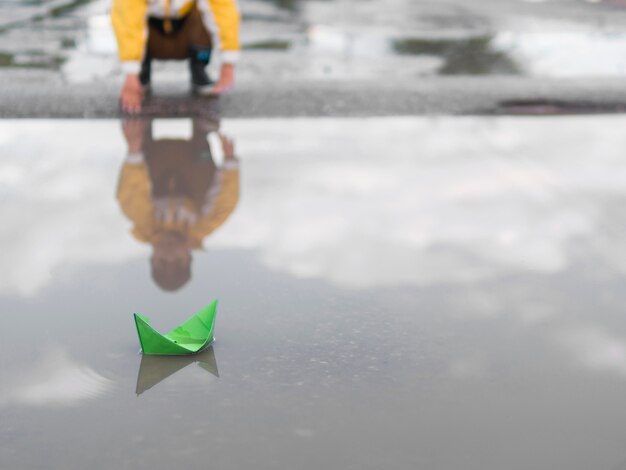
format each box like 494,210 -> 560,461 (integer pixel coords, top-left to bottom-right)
6,0 -> 626,81
267,0 -> 300,12
493,30 -> 626,77
0,50 -> 64,69
3,115 -> 626,469
243,39 -> 292,50
308,25 -> 626,77
48,0 -> 92,17
494,99 -> 626,115
393,36 -> 520,75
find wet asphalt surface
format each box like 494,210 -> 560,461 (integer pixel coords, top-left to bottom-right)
2,0 -> 626,117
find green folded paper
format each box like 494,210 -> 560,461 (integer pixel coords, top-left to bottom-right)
134,300 -> 217,355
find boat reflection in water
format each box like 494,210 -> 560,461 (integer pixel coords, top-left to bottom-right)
116,116 -> 239,291
135,346 -> 219,395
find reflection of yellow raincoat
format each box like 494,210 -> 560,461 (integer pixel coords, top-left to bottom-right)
116,136 -> 239,249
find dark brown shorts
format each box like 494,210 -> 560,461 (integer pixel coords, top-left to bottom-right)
146,7 -> 212,60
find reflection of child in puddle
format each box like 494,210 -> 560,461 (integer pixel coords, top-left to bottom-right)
117,118 -> 239,291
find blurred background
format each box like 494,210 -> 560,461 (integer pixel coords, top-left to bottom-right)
3,0 -> 626,115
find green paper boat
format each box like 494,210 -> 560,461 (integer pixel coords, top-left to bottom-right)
133,300 -> 217,355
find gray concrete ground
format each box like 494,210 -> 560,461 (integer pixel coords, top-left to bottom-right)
2,0 -> 626,117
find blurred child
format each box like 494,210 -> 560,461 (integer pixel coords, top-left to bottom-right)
111,0 -> 240,113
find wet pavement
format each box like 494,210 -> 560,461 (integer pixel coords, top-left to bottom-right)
5,0 -> 626,80
3,115 -> 626,469
3,0 -> 626,116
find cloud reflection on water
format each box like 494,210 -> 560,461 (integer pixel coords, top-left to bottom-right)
212,116 -> 626,289
1,117 -> 626,296
0,348 -> 111,407
558,327 -> 626,377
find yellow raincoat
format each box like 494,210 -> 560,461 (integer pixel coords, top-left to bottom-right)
111,0 -> 241,73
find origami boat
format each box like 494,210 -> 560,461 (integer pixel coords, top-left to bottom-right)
133,300 -> 217,356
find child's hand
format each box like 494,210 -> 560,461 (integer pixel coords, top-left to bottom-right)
120,74 -> 144,114
210,63 -> 235,95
